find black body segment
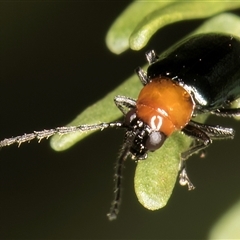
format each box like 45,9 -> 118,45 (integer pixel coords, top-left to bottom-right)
147,33 -> 240,111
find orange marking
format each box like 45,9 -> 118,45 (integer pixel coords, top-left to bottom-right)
136,78 -> 194,136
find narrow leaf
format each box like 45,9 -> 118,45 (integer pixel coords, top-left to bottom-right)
208,198 -> 240,239
51,12 -> 240,212
50,74 -> 142,151
106,1 -> 171,54
130,2 -> 240,50
134,132 -> 192,210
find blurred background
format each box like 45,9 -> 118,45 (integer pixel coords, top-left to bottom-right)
1,2 -> 240,239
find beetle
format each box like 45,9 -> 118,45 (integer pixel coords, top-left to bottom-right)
0,33 -> 240,220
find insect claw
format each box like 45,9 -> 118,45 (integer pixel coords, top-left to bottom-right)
179,167 -> 195,191
107,211 -> 118,221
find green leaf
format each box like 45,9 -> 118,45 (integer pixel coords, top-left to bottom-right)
50,73 -> 142,151
51,11 -> 240,212
135,112 -> 208,210
208,198 -> 240,239
192,13 -> 240,36
106,1 -> 240,54
106,1 -> 172,54
134,132 -> 192,210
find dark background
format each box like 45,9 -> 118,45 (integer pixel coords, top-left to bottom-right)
0,2 -> 240,239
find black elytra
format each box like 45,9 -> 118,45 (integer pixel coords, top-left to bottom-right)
147,33 -> 240,111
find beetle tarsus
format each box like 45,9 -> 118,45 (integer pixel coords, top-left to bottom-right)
179,167 -> 195,191
135,67 -> 148,85
107,209 -> 118,221
145,50 -> 159,64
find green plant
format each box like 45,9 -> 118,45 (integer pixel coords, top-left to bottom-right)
50,1 -> 240,235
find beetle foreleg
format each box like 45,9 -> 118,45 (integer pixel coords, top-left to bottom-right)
114,95 -> 136,115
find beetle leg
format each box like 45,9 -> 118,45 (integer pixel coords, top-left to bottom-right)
135,67 -> 148,85
180,120 -> 235,189
188,120 -> 235,139
179,124 -> 211,190
189,139 -> 206,158
179,159 -> 195,190
145,50 -> 159,64
211,108 -> 240,117
114,95 -> 136,115
181,122 -> 212,160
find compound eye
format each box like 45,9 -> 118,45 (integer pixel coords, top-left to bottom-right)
146,131 -> 166,151
125,109 -> 137,126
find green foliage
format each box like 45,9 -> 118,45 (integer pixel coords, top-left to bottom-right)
51,2 -> 240,233
106,1 -> 240,53
134,131 -> 192,210
208,199 -> 240,239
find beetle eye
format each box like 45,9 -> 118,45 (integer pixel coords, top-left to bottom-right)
125,109 -> 137,125
146,131 -> 166,151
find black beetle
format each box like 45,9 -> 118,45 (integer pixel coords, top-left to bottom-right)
1,33 -> 240,220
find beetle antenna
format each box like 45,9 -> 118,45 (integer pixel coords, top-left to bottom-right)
107,139 -> 131,220
0,122 -> 124,148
